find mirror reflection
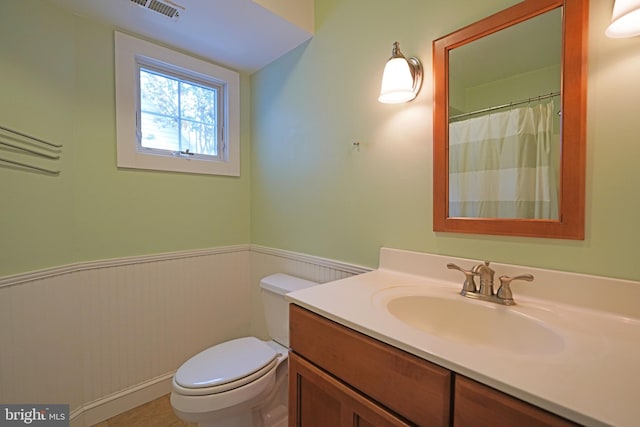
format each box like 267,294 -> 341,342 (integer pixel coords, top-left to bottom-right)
447,8 -> 562,220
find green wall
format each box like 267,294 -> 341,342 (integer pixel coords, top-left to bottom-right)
251,0 -> 640,281
0,1 -> 251,276
3,0 -> 640,283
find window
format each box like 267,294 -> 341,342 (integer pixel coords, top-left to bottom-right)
115,32 -> 240,176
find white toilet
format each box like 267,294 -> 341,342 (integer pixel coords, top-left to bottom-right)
170,273 -> 318,427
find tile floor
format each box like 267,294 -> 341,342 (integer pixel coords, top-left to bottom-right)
91,394 -> 196,427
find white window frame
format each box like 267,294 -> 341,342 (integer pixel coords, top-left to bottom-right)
115,31 -> 240,176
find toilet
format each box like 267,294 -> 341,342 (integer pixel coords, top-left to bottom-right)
170,273 -> 318,427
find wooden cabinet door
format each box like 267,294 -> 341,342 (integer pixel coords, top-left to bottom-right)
454,376 -> 581,427
289,353 -> 413,427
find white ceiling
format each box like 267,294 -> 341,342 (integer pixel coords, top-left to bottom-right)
46,0 -> 313,73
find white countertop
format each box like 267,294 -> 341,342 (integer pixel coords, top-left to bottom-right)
286,248 -> 640,427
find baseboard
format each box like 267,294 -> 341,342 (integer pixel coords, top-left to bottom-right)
70,372 -> 175,427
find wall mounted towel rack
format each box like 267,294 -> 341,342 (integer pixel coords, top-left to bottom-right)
0,141 -> 60,159
0,124 -> 63,175
0,125 -> 62,148
0,157 -> 60,175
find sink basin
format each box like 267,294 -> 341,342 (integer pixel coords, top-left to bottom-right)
384,293 -> 565,355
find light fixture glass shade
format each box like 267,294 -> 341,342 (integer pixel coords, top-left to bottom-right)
379,58 -> 416,103
378,42 -> 422,104
606,0 -> 640,38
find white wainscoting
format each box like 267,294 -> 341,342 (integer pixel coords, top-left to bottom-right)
0,245 -> 370,426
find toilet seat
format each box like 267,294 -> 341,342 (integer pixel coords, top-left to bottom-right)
174,337 -> 279,397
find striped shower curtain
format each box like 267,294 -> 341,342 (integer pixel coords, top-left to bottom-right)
448,102 -> 558,219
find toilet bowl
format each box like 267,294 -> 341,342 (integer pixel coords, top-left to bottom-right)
170,273 -> 318,427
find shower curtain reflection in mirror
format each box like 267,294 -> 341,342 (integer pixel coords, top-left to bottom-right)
448,101 -> 558,219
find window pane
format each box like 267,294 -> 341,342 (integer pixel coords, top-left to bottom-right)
180,81 -> 216,124
140,69 -> 178,117
141,113 -> 179,151
181,120 -> 217,156
138,65 -> 219,157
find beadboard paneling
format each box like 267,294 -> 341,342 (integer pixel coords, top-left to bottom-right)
0,273 -> 84,409
249,246 -> 370,339
0,245 -> 367,426
0,247 -> 250,426
77,250 -> 251,407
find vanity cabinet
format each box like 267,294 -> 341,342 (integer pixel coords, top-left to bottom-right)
289,304 -> 452,426
289,304 -> 581,427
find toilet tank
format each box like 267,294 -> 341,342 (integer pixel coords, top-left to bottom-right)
260,273 -> 319,347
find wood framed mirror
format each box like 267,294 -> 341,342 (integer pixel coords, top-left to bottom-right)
433,0 -> 587,239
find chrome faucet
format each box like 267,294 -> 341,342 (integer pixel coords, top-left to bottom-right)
447,261 -> 533,306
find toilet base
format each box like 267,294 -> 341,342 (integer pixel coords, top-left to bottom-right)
173,397 -> 287,427
194,411 -> 252,427
259,404 -> 287,427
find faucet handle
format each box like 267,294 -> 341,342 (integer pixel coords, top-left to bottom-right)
496,274 -> 534,304
447,263 -> 477,293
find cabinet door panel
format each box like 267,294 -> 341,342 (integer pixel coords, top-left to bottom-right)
454,376 -> 580,427
289,353 -> 412,427
297,374 -> 341,426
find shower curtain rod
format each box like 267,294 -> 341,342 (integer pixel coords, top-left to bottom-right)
449,91 -> 560,121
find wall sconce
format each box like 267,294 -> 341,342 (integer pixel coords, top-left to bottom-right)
378,42 -> 423,104
606,0 -> 640,38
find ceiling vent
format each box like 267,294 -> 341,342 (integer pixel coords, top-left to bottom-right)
129,0 -> 184,21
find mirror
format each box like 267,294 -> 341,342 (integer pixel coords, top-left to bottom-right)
433,0 -> 587,239
449,9 -> 562,221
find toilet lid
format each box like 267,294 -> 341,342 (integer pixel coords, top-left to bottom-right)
175,337 -> 278,390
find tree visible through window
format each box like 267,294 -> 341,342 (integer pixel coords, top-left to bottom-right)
138,67 -> 222,159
